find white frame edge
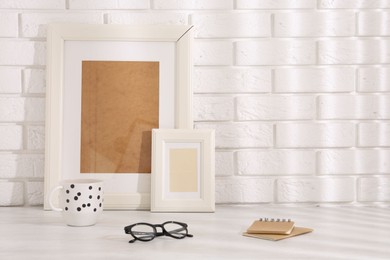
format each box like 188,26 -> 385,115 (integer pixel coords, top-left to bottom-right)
44,24 -> 193,210
151,129 -> 215,212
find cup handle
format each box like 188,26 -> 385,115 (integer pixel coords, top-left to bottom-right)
48,186 -> 63,212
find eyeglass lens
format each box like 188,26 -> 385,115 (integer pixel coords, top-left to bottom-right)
131,224 -> 155,241
163,222 -> 187,238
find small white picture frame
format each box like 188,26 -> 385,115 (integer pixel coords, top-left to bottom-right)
151,129 -> 215,212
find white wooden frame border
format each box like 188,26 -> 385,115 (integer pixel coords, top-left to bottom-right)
44,24 -> 193,210
151,129 -> 215,212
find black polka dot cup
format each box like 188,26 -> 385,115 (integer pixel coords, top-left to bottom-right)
48,179 -> 103,227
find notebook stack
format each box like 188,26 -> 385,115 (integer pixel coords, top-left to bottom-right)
243,218 -> 313,241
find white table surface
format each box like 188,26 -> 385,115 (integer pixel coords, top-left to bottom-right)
1,205 -> 389,260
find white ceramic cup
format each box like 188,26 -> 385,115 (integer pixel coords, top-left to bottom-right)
49,179 -> 104,227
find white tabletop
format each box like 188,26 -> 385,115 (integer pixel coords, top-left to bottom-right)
1,205 -> 389,259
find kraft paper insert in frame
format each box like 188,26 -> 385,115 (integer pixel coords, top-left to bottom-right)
80,61 -> 159,174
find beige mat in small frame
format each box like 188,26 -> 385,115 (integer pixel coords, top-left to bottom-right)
151,129 -> 215,212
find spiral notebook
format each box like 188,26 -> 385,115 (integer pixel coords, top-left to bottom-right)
246,218 -> 295,235
243,227 -> 313,241
243,218 -> 313,241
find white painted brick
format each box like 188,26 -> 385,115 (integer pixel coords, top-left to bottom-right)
0,125 -> 23,150
194,41 -> 233,66
358,177 -> 390,202
0,13 -> 18,37
318,39 -> 390,64
236,95 -> 316,120
277,177 -> 355,203
237,150 -> 315,175
195,122 -> 273,148
215,151 -> 234,176
153,0 -> 233,9
26,181 -> 44,206
235,40 -> 316,65
0,0 -> 65,9
194,68 -> 271,93
358,11 -> 390,36
216,177 -> 274,203
276,122 -> 355,148
69,0 -> 149,9
0,97 -> 45,122
25,98 -> 45,122
318,149 -> 390,174
192,13 -> 271,38
274,12 -> 355,37
0,154 -> 44,178
275,67 -> 355,93
23,69 -> 46,94
0,41 -> 45,66
21,13 -> 103,38
319,0 -> 390,9
0,98 -> 24,121
358,123 -> 390,147
0,68 -> 22,93
358,67 -> 390,92
0,181 -> 24,206
193,96 -> 234,121
27,125 -> 45,150
107,12 -> 187,25
236,0 -> 316,9
318,95 -> 390,119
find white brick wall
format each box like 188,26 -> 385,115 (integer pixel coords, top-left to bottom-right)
107,12 -> 188,25
0,0 -> 65,9
276,123 -> 355,148
274,67 -> 355,93
236,95 -> 316,120
277,177 -> 355,203
318,39 -> 390,64
194,68 -> 271,93
358,11 -> 390,36
194,41 -> 233,65
237,150 -> 315,175
216,177 -> 274,203
0,41 -> 45,66
0,125 -> 23,150
0,68 -> 22,93
195,122 -> 273,148
23,69 -> 46,94
318,150 -> 390,174
236,40 -> 316,65
0,181 -> 24,206
0,0 -> 389,207
69,0 -> 150,10
358,67 -> 390,92
191,12 -> 271,38
153,0 -> 233,10
193,96 -> 234,121
358,123 -> 390,147
274,11 -> 355,37
318,95 -> 390,119
21,12 -> 103,37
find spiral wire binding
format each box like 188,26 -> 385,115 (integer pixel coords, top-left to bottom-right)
259,218 -> 292,222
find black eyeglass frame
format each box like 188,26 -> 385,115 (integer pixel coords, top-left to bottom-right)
124,221 -> 193,243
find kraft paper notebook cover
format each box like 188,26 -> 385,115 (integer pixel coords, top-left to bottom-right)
243,227 -> 313,241
247,219 -> 295,235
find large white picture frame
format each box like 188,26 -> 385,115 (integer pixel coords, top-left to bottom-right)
151,129 -> 215,212
44,24 -> 193,210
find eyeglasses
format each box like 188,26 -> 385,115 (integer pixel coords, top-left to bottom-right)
124,221 -> 193,243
